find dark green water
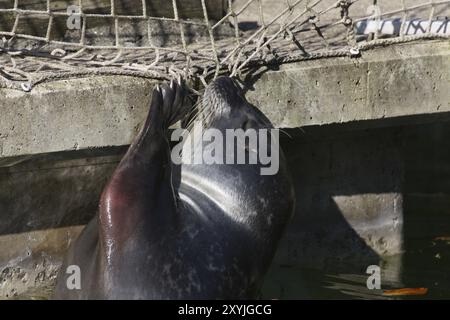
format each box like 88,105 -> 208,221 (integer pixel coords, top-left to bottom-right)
263,237 -> 450,300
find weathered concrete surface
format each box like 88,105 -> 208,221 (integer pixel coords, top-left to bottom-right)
245,40 -> 450,128
0,77 -> 156,160
0,226 -> 83,299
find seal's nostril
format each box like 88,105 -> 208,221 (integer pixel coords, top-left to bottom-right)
242,120 -> 248,130
242,119 -> 259,131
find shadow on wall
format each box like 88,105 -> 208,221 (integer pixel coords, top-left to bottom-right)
274,125 -> 406,273
266,118 -> 450,298
0,147 -> 126,236
399,121 -> 450,292
263,123 -> 406,299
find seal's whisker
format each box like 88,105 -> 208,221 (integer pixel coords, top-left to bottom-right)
201,109 -> 216,129
184,105 -> 200,125
183,100 -> 203,131
279,128 -> 293,139
184,109 -> 203,131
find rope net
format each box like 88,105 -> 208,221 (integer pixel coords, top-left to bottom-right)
0,0 -> 449,91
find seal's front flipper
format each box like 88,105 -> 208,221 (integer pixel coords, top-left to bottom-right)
163,78 -> 193,128
97,80 -> 188,263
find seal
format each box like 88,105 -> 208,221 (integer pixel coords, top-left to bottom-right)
53,76 -> 295,299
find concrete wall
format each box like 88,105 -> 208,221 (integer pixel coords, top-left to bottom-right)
277,126 -> 404,268
0,77 -> 156,159
2,41 -> 449,159
244,41 -> 450,128
263,121 -> 450,298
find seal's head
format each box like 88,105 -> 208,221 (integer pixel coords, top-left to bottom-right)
200,76 -> 272,131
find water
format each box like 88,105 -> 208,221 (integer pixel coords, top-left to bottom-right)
263,237 -> 450,300
6,237 -> 450,300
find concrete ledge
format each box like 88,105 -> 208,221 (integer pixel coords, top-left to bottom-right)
1,41 -> 449,161
246,40 -> 450,128
0,77 -> 157,160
